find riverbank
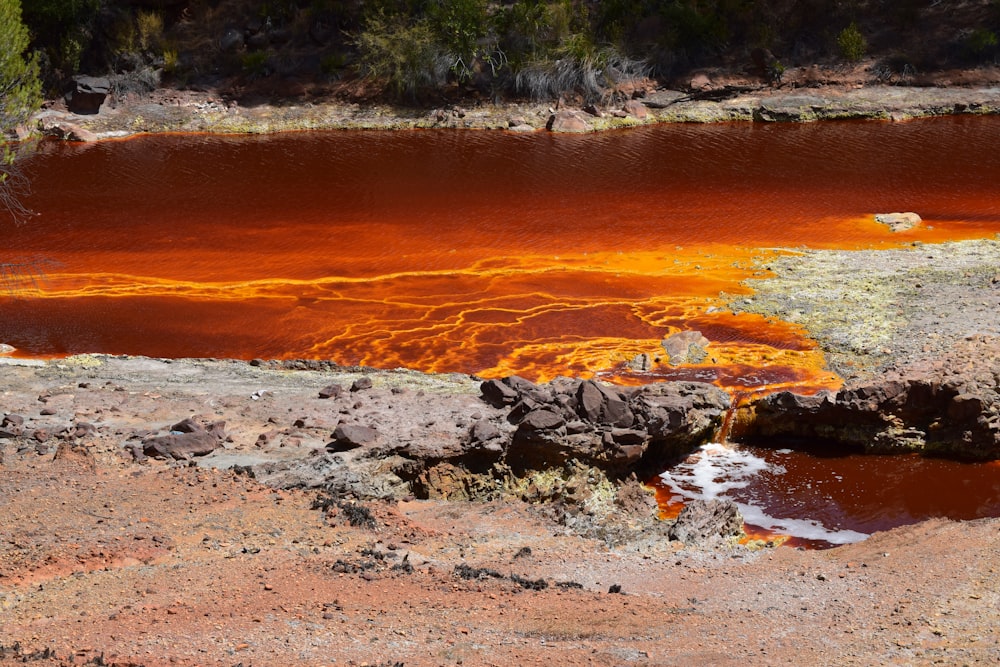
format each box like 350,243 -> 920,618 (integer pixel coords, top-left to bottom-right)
1,354 -> 999,666
33,77 -> 1000,141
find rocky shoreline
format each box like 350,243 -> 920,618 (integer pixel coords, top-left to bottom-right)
729,239 -> 1000,459
33,82 -> 1000,141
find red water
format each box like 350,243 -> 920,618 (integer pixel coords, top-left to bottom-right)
5,117 -> 1000,390
652,444 -> 1000,548
4,116 -> 1000,543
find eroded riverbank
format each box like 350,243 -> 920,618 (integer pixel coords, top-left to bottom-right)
34,83 -> 1000,141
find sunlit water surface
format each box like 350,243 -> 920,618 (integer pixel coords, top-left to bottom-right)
5,115 -> 1000,544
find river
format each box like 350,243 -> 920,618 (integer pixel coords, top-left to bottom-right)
4,115 -> 1000,544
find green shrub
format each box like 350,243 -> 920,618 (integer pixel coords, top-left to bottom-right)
137,10 -> 164,52
968,28 -> 999,58
428,0 -> 491,78
320,52 -> 347,76
355,15 -> 450,98
241,50 -> 270,78
162,48 -> 179,74
837,22 -> 867,62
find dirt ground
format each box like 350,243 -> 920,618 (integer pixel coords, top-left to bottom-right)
1,355 -> 999,667
8,54 -> 1000,664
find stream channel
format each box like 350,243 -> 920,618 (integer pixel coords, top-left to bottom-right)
4,116 -> 1000,545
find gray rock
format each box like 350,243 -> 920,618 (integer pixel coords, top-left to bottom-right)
329,424 -> 378,451
874,212 -> 922,232
661,331 -> 711,366
318,383 -> 343,399
668,498 -> 744,545
351,377 -> 373,392
144,429 -> 222,460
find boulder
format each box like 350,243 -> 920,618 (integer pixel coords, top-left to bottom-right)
144,421 -> 225,460
576,379 -> 632,427
318,383 -> 343,399
661,330 -> 710,365
329,424 -> 379,451
546,110 -> 590,133
481,378 -> 520,407
622,99 -> 648,119
741,342 -> 1000,459
668,498 -> 744,545
874,212 -> 922,232
66,76 -> 110,115
351,377 -> 373,392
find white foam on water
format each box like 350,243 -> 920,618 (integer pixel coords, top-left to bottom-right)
659,442 -> 869,545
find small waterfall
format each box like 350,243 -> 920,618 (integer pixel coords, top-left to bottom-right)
714,390 -> 749,444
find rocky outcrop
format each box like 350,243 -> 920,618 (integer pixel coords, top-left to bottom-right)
740,336 -> 1000,459
668,498 -> 745,545
142,418 -> 228,460
65,76 -> 110,115
479,375 -> 730,477
255,374 -> 727,504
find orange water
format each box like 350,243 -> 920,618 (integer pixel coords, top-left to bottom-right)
4,116 -> 1000,395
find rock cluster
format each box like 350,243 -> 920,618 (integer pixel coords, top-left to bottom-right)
741,336 -> 1000,459
479,376 -> 730,477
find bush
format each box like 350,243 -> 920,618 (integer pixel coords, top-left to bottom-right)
355,15 -> 450,99
837,22 -> 867,62
137,10 -> 164,52
514,46 -> 648,103
967,28 -> 999,60
241,50 -> 270,78
427,0 -> 491,79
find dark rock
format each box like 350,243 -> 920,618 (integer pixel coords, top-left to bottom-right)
506,397 -> 541,424
576,380 -> 632,427
170,417 -> 201,433
504,375 -> 538,395
517,409 -> 565,433
480,379 -> 519,407
1,414 -> 24,438
143,420 -> 226,460
65,76 -> 110,115
740,349 -> 1000,459
68,422 -> 97,439
668,498 -> 744,545
318,383 -> 343,399
470,419 -> 501,443
3,414 -> 24,428
351,377 -> 373,392
330,424 -> 378,451
610,428 -> 646,446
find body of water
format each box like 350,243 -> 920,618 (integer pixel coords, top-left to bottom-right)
5,115 -> 1000,545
